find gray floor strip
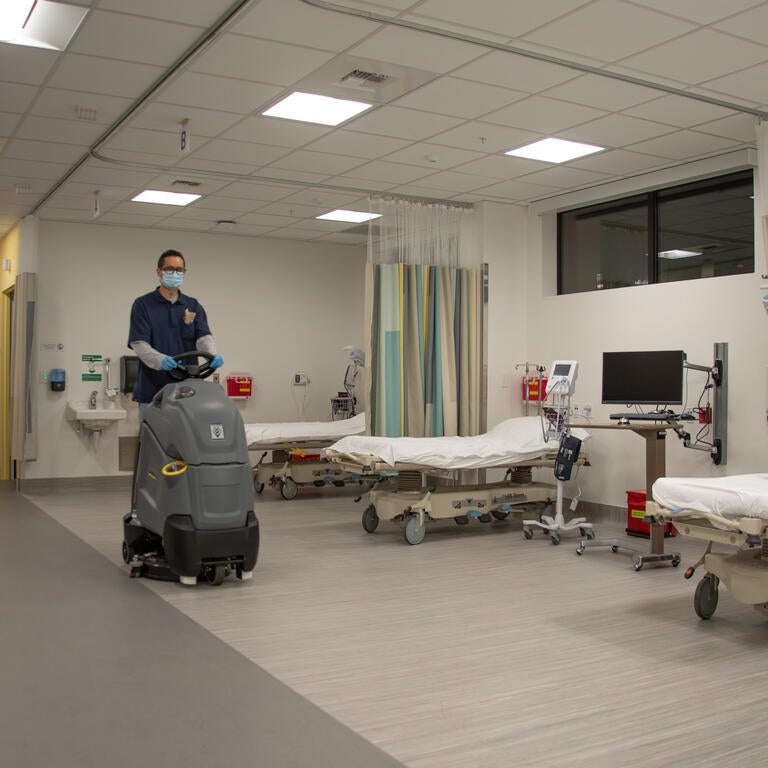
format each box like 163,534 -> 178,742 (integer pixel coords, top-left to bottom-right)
0,483 -> 405,768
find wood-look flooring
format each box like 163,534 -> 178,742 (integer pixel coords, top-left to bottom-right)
24,482 -> 768,768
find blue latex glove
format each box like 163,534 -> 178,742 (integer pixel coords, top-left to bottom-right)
161,355 -> 178,371
210,354 -> 223,370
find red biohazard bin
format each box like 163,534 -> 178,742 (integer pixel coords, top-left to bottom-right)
522,377 -> 548,402
626,490 -> 676,538
225,374 -> 253,398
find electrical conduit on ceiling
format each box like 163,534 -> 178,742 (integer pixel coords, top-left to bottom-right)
299,0 -> 768,121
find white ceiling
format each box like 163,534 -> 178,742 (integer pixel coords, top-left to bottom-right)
1,0 -> 767,245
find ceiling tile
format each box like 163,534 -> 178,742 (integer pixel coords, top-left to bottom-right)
129,103 -> 245,138
399,169 -> 490,193
454,154 -> 545,179
620,29 -> 768,85
221,115 -> 332,148
453,50 -> 579,93
483,95 -> 607,133
693,113 -> 760,143
156,72 -> 282,116
0,112 -> 24,137
0,46 -> 57,87
3,139 -> 84,164
266,149 -> 366,176
623,94 -> 735,128
0,158 -> 77,181
714,4 -> 768,46
189,34 -> 335,86
429,120 -> 539,153
382,142 -> 485,170
542,74 -> 660,112
232,0 -> 377,51
305,130 -> 412,159
393,78 -> 527,118
16,115 -> 103,146
411,0 -> 594,38
516,165 -> 612,189
32,87 -> 134,126
626,129 -> 741,159
700,60 -> 768,103
69,10 -> 204,68
0,82 -> 39,114
48,54 -> 166,99
468,177 -> 561,200
349,106 -> 464,141
563,113 -> 675,147
347,25 -> 481,73
340,160 -> 432,184
97,0 -> 235,27
568,148 -> 670,176
629,0 -> 764,25
191,138 -> 291,167
523,0 -> 695,63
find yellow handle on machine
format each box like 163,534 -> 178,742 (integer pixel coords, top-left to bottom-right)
161,460 -> 188,477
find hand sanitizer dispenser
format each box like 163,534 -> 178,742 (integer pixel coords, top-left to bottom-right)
50,368 -> 66,392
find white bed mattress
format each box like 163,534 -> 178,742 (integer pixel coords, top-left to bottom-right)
323,416 -> 589,470
652,474 -> 768,520
245,412 -> 365,446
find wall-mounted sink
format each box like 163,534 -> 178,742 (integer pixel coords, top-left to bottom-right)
66,401 -> 127,432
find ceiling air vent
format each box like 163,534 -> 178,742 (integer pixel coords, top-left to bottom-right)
172,179 -> 202,188
338,68 -> 391,90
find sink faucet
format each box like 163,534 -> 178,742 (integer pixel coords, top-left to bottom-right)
89,390 -> 98,409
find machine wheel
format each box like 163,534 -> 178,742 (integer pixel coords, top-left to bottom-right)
404,515 -> 426,545
611,545 -> 619,553
634,560 -> 644,571
362,504 -> 379,533
550,533 -> 561,546
694,574 -> 719,620
580,527 -> 596,540
671,555 -> 681,567
254,480 -> 264,494
523,526 -> 534,540
492,510 -> 510,521
454,516 -> 469,525
121,540 -> 134,564
478,513 -> 492,523
205,564 -> 227,586
280,477 -> 298,500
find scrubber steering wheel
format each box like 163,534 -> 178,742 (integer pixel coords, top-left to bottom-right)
168,350 -> 216,380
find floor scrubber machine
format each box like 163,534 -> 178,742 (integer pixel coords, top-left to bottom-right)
122,351 -> 259,586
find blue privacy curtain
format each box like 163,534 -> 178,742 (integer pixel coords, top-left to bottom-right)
366,199 -> 481,437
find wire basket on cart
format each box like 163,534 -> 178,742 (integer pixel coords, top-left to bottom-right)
331,393 -> 355,420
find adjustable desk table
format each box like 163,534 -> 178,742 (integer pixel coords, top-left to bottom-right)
576,421 -> 682,571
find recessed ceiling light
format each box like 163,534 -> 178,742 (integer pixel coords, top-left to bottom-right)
505,137 -> 604,163
316,210 -> 381,223
658,249 -> 702,260
131,190 -> 201,206
2,1 -> 88,50
263,92 -> 373,126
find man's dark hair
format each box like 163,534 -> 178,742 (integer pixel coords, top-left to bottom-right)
158,249 -> 185,269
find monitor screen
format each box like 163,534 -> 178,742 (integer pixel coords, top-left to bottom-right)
601,350 -> 685,406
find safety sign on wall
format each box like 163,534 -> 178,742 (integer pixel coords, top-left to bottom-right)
82,354 -> 102,382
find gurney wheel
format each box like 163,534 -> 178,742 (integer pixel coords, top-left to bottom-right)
550,533 -> 561,546
478,513 -> 492,523
362,504 -> 379,533
280,478 -> 298,500
404,515 -> 426,545
523,526 -> 533,540
694,574 -> 719,620
254,480 -> 264,494
492,511 -> 510,521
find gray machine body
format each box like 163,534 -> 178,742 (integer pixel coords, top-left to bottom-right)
134,380 -> 253,535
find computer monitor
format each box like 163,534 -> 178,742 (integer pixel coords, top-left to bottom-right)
601,350 -> 685,406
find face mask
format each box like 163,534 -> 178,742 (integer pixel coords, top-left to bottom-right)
161,272 -> 184,290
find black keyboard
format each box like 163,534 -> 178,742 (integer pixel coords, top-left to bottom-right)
610,412 -> 694,421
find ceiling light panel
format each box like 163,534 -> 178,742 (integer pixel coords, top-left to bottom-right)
505,137 -> 604,163
316,210 -> 380,223
262,92 -> 373,126
131,190 -> 201,206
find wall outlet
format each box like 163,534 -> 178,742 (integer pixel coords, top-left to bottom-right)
293,371 -> 309,385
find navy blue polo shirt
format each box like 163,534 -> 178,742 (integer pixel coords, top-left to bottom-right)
128,288 -> 212,403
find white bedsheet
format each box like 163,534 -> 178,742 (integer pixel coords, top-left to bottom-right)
245,412 -> 365,446
323,416 -> 589,470
652,474 -> 768,520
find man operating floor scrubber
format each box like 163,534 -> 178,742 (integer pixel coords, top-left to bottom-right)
122,351 -> 259,586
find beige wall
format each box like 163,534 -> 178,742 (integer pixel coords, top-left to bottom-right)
27,221 -> 365,479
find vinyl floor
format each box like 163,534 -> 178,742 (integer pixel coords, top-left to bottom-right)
14,480 -> 768,768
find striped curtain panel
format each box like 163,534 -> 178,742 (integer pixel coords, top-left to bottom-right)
10,272 -> 38,465
368,262 -> 481,437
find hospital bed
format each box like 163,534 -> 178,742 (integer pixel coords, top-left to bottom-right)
323,416 -> 590,544
245,412 -> 366,499
647,474 -> 768,619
